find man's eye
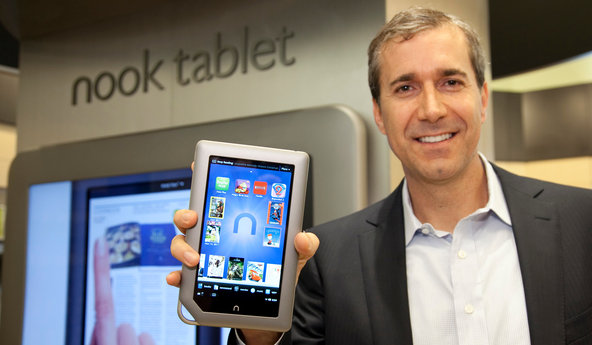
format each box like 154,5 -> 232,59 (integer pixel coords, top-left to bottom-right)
396,85 -> 412,93
444,79 -> 463,88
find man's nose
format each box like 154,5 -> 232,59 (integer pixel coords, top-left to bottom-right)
418,85 -> 446,122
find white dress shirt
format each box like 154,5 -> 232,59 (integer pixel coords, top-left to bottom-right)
403,155 -> 531,345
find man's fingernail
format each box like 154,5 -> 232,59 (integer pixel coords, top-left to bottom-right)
182,212 -> 192,223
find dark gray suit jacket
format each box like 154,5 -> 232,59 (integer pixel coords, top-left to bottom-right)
231,166 -> 592,344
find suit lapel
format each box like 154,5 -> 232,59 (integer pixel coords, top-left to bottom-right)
358,186 -> 413,345
355,166 -> 565,345
495,167 -> 565,345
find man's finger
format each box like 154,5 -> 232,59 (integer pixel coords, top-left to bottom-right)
93,237 -> 117,345
166,270 -> 182,287
173,209 -> 198,234
171,234 -> 200,266
294,232 -> 319,279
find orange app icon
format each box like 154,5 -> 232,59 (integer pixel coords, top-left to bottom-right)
253,181 -> 267,195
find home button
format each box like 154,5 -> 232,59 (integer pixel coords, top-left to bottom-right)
233,305 -> 240,312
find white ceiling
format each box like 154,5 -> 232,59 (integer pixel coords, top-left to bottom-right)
491,52 -> 592,93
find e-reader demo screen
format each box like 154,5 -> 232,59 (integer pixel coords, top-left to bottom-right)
194,156 -> 295,316
79,170 -> 204,345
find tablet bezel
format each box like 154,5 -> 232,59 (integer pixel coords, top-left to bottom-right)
179,140 -> 309,331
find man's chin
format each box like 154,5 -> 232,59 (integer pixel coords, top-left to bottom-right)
410,161 -> 460,185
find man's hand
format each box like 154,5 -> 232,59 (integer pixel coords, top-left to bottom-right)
92,237 -> 155,345
165,209 -> 200,287
166,208 -> 319,345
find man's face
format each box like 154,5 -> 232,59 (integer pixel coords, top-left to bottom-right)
373,24 -> 488,185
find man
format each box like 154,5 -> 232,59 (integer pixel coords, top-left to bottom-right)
168,7 -> 592,345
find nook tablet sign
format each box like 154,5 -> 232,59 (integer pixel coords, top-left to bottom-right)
71,26 -> 296,105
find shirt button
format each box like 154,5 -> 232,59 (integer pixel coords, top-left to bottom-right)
421,227 -> 430,235
457,250 -> 467,259
464,304 -> 474,314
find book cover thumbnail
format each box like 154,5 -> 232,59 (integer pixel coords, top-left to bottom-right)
265,263 -> 282,286
246,261 -> 264,283
227,257 -> 245,280
207,255 -> 225,278
263,227 -> 281,248
267,202 -> 284,225
209,196 -> 226,219
205,220 -> 221,244
198,253 -> 206,277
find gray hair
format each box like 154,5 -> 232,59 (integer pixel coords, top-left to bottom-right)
368,7 -> 486,103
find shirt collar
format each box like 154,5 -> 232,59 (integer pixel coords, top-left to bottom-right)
402,153 -> 512,246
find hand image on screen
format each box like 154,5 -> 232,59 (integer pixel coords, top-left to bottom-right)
92,237 -> 156,345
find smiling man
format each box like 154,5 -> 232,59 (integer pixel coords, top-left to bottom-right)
371,19 -> 490,233
169,7 -> 592,345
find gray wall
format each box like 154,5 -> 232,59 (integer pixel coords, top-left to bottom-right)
16,0 -> 389,204
494,84 -> 592,160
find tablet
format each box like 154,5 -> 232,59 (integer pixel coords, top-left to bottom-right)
178,140 -> 309,331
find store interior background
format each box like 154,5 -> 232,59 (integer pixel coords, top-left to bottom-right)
0,0 -> 591,332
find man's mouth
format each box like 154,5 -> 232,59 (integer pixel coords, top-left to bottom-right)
417,133 -> 454,143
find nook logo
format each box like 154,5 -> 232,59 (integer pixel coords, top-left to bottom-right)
71,26 -> 296,106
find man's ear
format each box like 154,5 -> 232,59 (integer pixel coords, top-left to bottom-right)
480,81 -> 489,123
372,98 -> 387,135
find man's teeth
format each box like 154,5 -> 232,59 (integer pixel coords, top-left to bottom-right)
418,133 -> 453,143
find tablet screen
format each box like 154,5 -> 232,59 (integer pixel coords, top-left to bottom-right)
81,171 -> 200,344
24,169 -> 225,345
194,156 -> 295,317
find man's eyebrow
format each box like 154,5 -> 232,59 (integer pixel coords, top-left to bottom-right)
441,68 -> 469,78
388,73 -> 415,87
387,69 -> 470,87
